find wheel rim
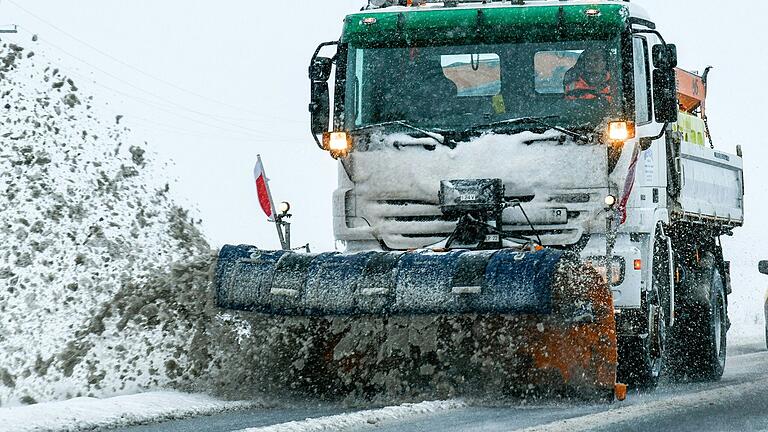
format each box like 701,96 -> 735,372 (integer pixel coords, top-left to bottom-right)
714,302 -> 722,356
652,305 -> 665,376
643,303 -> 665,379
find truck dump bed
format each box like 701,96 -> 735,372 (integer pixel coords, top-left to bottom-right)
668,68 -> 744,227
668,68 -> 744,228
674,141 -> 744,227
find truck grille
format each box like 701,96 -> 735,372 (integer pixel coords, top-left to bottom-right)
364,199 -> 585,250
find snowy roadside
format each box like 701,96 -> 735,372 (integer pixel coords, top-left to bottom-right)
0,393 -> 463,432
0,391 -> 262,432
729,323 -> 765,347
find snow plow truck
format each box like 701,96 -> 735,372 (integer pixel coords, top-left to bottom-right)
215,0 -> 744,401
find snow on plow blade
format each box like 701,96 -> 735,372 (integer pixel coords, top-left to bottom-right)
214,246 -> 619,400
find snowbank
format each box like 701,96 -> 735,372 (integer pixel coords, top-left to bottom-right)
0,37 -> 214,406
0,391 -> 257,432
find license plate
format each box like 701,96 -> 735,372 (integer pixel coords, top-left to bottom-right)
504,207 -> 568,225
545,208 -> 568,224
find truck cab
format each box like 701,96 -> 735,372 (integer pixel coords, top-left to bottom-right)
309,0 -> 744,388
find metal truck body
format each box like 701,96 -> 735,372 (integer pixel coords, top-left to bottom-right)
214,0 -> 744,398
312,0 -> 743,386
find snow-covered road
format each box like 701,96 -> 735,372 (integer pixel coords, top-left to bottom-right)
79,339 -> 767,432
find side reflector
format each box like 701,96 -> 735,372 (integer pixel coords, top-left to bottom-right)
634,259 -> 642,271
608,121 -> 636,142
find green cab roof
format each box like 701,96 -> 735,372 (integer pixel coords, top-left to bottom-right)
342,3 -> 629,47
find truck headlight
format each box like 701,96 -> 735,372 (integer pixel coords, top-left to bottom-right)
323,131 -> 353,158
607,121 -> 636,142
585,256 -> 626,287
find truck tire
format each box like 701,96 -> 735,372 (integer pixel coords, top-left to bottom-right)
618,291 -> 666,390
671,257 -> 727,381
619,232 -> 670,391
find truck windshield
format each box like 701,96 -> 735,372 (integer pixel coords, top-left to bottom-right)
344,38 -> 623,134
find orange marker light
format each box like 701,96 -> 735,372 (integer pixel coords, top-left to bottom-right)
634,259 -> 642,271
615,383 -> 627,401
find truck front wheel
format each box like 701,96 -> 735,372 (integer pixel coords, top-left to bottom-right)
618,291 -> 666,390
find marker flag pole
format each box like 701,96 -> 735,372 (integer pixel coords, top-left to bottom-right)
254,155 -> 287,249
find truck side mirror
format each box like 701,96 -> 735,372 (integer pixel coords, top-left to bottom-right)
309,54 -> 333,138
309,56 -> 333,136
309,57 -> 333,82
760,260 -> 768,275
310,81 -> 330,135
652,44 -> 677,69
653,67 -> 678,124
308,42 -> 339,150
651,43 -> 678,124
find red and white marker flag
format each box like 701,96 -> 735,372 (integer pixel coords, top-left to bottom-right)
253,155 -> 277,221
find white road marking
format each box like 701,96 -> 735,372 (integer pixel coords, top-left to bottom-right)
512,377 -> 768,432
237,400 -> 466,432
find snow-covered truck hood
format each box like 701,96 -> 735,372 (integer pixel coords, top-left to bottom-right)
340,131 -> 612,250
351,131 -> 608,197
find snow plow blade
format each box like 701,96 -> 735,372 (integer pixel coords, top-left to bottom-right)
214,246 -> 619,400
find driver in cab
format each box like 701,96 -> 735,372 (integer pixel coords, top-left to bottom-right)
563,48 -> 613,103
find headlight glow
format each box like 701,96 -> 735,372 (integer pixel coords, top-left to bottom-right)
607,121 -> 636,142
323,131 -> 353,158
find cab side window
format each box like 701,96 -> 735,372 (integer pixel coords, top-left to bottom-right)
633,36 -> 652,124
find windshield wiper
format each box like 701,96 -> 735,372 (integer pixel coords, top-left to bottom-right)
352,120 -> 457,148
507,199 -> 543,246
468,116 -> 590,144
